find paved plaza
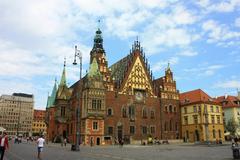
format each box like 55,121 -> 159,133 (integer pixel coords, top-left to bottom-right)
5,141 -> 233,160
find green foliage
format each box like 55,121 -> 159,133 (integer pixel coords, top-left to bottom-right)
225,118 -> 239,136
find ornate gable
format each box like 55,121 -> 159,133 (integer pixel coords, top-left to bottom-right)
120,56 -> 154,96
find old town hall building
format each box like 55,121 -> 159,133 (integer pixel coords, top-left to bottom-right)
45,28 -> 181,145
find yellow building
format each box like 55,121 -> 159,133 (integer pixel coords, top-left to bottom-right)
32,110 -> 46,136
180,89 -> 224,143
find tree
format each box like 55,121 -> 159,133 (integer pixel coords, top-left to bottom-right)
225,118 -> 239,136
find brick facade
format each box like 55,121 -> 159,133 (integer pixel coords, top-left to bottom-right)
46,28 -> 181,145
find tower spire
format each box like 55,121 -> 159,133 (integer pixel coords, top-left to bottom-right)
91,22 -> 105,54
60,58 -> 67,86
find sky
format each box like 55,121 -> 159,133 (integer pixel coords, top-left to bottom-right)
0,0 -> 240,110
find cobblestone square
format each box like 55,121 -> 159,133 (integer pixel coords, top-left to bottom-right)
5,142 -> 233,160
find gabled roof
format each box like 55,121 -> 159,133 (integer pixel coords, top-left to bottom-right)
215,95 -> 240,108
56,61 -> 72,100
110,54 -> 132,85
180,89 -> 217,105
46,80 -> 58,108
109,40 -> 153,90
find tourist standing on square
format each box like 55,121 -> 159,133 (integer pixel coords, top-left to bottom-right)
37,135 -> 45,160
64,138 -> 67,147
0,132 -> 9,160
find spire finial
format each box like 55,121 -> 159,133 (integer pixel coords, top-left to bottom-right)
136,36 -> 138,42
98,19 -> 101,29
168,61 -> 170,68
64,57 -> 66,67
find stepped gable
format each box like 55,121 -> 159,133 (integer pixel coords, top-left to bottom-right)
109,40 -> 153,93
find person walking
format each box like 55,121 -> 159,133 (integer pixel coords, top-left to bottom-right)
64,138 -> 67,147
0,132 -> 9,160
36,135 -> 45,160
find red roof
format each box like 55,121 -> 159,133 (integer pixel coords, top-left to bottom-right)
215,95 -> 240,108
34,109 -> 46,120
180,89 -> 217,105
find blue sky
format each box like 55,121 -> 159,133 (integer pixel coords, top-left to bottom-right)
0,0 -> 240,110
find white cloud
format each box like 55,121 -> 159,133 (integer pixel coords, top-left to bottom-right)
196,0 -> 210,8
177,50 -> 198,56
235,17 -> 240,27
152,57 -> 179,73
184,64 -> 225,77
208,0 -> 240,13
141,5 -> 200,55
202,19 -> 240,45
214,80 -> 240,89
196,0 -> 240,13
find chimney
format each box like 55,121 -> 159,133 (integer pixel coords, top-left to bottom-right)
224,94 -> 228,99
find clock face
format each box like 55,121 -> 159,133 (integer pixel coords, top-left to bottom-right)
135,91 -> 143,101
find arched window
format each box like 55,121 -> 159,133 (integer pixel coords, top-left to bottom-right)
142,108 -> 147,118
150,110 -> 155,119
165,106 -> 168,112
107,108 -> 113,116
129,106 -> 135,118
169,105 -> 172,112
213,129 -> 216,138
218,129 -> 222,138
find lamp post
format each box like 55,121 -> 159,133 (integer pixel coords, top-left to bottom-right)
72,45 -> 82,151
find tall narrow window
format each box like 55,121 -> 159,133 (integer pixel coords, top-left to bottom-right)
150,110 -> 155,119
129,106 -> 135,118
184,116 -> 188,125
210,106 -> 214,112
107,108 -> 113,116
93,121 -> 98,130
122,107 -> 127,118
108,126 -> 113,135
193,106 -> 197,113
169,105 -> 172,112
130,126 -> 135,134
97,100 -> 101,110
142,108 -> 147,118
184,107 -> 187,114
211,115 -> 215,124
193,115 -> 198,124
92,100 -> 97,110
217,116 -> 220,124
216,106 -> 219,113
150,126 -> 155,134
142,126 -> 147,135
213,129 -> 216,138
218,129 -> 222,138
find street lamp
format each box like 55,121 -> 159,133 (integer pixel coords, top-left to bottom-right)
73,45 -> 82,79
72,45 -> 82,151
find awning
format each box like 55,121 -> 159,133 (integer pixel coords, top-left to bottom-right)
0,126 -> 6,132
224,132 -> 230,136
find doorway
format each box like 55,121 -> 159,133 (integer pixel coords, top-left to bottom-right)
195,130 -> 200,141
63,130 -> 67,138
96,137 -> 100,145
117,125 -> 123,142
